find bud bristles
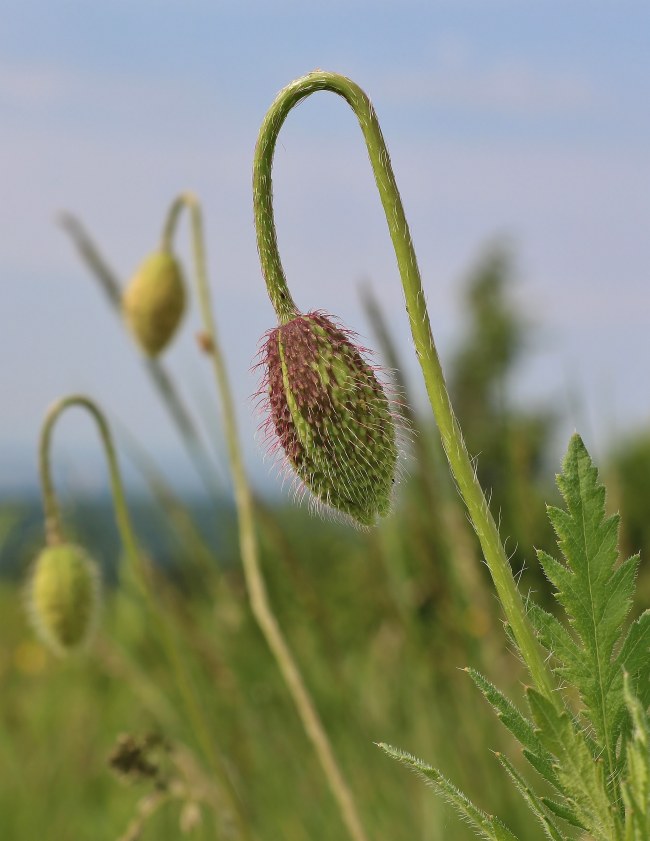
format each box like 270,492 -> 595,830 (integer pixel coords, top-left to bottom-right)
258,311 -> 399,527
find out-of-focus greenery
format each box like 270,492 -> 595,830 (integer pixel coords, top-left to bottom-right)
1,244 -> 648,840
610,433 -> 650,608
0,500 -> 529,841
448,246 -> 557,585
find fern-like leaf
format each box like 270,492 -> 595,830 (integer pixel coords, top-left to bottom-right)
378,744 -> 519,841
541,797 -> 587,831
466,668 -> 561,791
618,610 -> 650,711
535,434 -> 640,782
526,688 -> 618,840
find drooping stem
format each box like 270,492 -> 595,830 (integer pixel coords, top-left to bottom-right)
39,396 -> 140,559
163,193 -> 370,841
253,70 -> 557,705
39,414 -> 64,547
37,394 -> 252,841
58,213 -> 221,500
161,197 -> 186,254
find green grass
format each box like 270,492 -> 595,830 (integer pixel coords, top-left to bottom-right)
8,168 -> 648,839
0,494 -> 541,841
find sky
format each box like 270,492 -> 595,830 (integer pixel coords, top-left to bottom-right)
2,0 -> 650,501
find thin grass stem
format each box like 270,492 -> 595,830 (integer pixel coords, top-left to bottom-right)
162,193 -> 370,841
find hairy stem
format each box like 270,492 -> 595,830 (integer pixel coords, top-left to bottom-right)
38,394 -> 251,840
163,193 -> 369,841
252,70 -> 557,705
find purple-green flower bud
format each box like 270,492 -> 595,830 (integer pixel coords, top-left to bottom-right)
260,311 -> 397,527
28,543 -> 100,655
122,251 -> 186,356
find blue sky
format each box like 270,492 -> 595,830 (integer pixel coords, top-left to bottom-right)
2,1 -> 650,499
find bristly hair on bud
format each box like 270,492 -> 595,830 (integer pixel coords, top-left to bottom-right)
122,251 -> 186,356
28,543 -> 100,656
257,311 -> 400,528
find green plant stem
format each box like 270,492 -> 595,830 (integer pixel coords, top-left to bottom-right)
252,70 -> 557,705
58,212 -> 222,500
162,193 -> 370,841
37,394 -> 252,841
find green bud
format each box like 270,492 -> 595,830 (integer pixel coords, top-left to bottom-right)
122,251 -> 185,356
28,543 -> 100,655
260,312 -> 398,527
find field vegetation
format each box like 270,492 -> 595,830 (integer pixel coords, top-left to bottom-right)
2,72 -> 648,841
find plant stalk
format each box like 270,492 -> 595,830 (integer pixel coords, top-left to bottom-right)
252,70 -> 557,705
38,394 -> 252,841
163,193 -> 370,841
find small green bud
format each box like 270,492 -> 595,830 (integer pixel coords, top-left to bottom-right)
28,543 -> 100,655
260,311 -> 398,527
122,251 -> 186,356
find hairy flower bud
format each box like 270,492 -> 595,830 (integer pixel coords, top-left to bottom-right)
122,251 -> 186,356
260,311 -> 398,526
28,543 -> 100,655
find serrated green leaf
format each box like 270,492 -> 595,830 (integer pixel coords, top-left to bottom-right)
495,752 -> 566,840
527,688 -> 618,840
466,668 -> 562,791
597,603 -> 650,758
541,797 -> 587,830
527,603 -> 585,678
466,669 -> 539,750
536,547 -> 575,599
618,610 -> 650,711
599,555 -> 639,645
619,610 -> 650,675
378,743 -> 519,841
533,434 -> 639,787
522,748 -> 563,794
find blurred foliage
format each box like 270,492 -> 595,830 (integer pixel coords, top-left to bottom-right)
448,245 -> 557,588
611,433 -> 650,560
0,499 -> 531,841
1,241 -> 649,840
610,432 -> 650,607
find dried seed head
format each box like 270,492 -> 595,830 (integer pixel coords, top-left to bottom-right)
28,543 -> 100,655
260,312 -> 398,527
122,251 -> 186,356
108,732 -> 169,784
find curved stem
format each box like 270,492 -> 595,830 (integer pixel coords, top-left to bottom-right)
40,396 -> 139,559
253,70 -> 557,705
38,394 -> 252,841
161,196 -> 186,254
39,411 -> 65,546
163,193 -> 370,841
59,212 -> 222,501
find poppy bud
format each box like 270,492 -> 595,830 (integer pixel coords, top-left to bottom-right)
122,251 -> 185,355
28,543 -> 100,655
260,311 -> 397,526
